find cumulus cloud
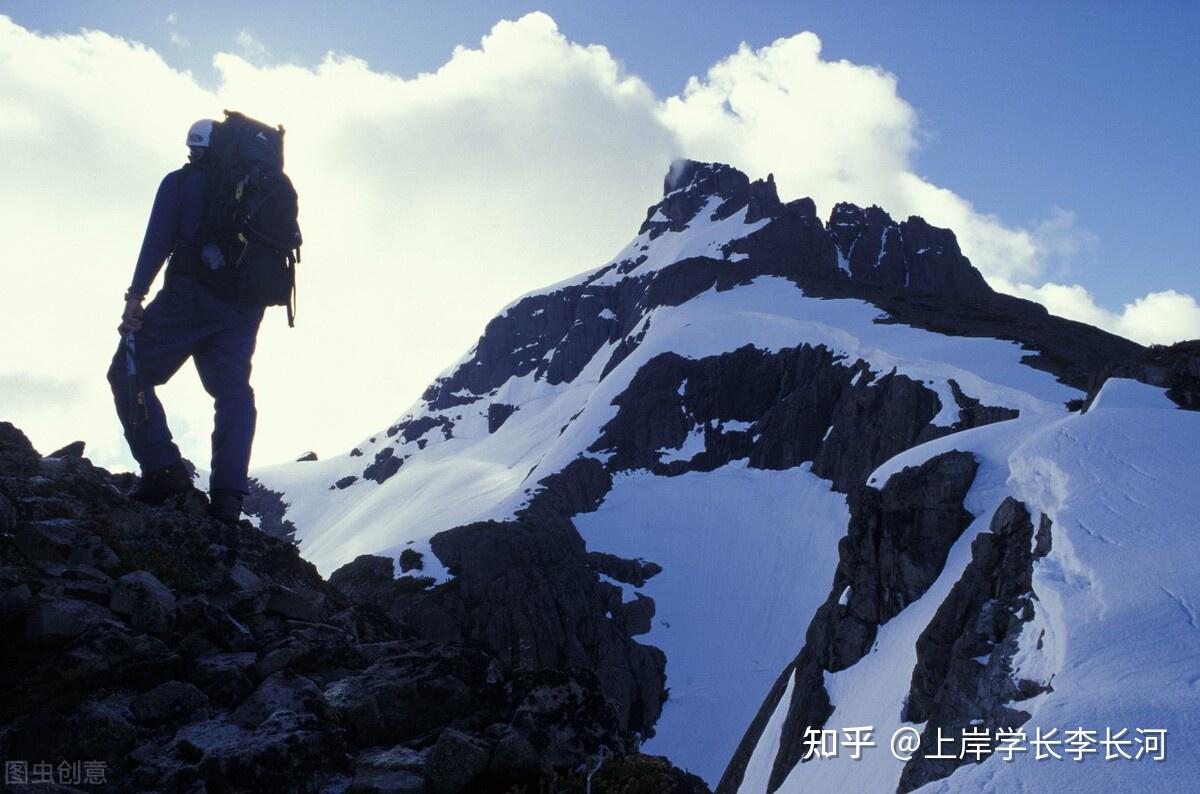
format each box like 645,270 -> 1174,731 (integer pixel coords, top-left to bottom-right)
0,12 -> 672,471
0,13 -> 1194,473
1004,281 -> 1200,345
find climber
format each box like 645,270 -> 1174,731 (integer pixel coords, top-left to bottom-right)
106,119 -> 265,525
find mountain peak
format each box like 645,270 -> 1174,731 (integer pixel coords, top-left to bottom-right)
827,200 -> 991,295
662,159 -> 753,196
642,160 -> 783,238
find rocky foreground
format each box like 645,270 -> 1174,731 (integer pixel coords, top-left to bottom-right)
0,422 -> 708,793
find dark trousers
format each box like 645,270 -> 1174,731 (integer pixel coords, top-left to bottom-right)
107,274 -> 265,493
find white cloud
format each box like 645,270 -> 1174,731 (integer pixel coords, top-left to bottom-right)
1004,281 -> 1200,345
235,29 -> 267,62
0,14 -> 1194,475
0,13 -> 673,473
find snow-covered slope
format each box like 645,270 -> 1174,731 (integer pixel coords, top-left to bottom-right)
251,160 -> 1174,790
735,379 -> 1200,794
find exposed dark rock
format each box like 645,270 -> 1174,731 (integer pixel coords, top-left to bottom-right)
815,451 -> 980,672
426,728 -> 491,792
0,420 -> 693,790
588,551 -> 662,588
506,669 -> 625,767
48,440 -> 86,458
719,451 -> 979,793
524,456 -> 613,520
398,548 -> 423,573
362,446 -> 403,484
0,489 -> 17,532
25,594 -> 122,643
829,203 -> 992,296
897,499 -> 1053,792
1086,339 -> 1200,410
591,753 -> 712,793
413,515 -> 666,737
244,477 -> 299,543
15,518 -> 121,573
130,680 -> 209,726
488,402 -> 518,433
948,378 -> 1020,428
231,669 -> 327,729
110,570 -> 178,634
589,343 -> 1000,493
334,475 -> 358,490
296,451 -> 319,462
386,414 -> 455,442
330,554 -> 398,606
0,421 -> 39,471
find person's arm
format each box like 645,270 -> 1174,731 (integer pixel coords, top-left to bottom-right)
120,172 -> 180,333
128,172 -> 182,298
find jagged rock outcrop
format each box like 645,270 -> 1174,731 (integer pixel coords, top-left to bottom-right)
828,203 -> 993,296
386,458 -> 667,739
1087,338 -> 1200,410
243,477 -> 297,543
0,421 -> 706,792
718,451 -> 979,793
896,498 -> 1053,792
590,344 -> 1007,492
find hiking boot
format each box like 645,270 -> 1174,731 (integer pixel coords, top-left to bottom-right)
129,462 -> 191,504
208,488 -> 244,525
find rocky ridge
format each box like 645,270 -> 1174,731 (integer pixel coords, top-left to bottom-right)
0,422 -> 708,793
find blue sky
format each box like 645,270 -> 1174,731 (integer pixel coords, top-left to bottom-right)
8,0 -> 1198,306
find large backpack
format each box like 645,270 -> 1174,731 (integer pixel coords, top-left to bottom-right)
193,110 -> 303,326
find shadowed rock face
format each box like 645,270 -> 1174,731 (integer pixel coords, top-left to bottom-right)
718,451 -> 980,794
0,422 -> 704,792
897,498 -> 1053,793
1086,339 -> 1200,411
591,343 -> 1008,492
828,203 -> 993,296
386,457 -> 669,739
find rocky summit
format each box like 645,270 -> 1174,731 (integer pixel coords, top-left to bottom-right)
0,422 -> 708,793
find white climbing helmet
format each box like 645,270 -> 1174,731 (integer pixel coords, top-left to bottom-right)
186,118 -> 216,148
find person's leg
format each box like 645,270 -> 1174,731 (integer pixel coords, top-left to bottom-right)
193,303 -> 265,494
106,282 -> 197,475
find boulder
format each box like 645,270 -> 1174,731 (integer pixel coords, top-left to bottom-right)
265,583 -> 326,622
232,670 -> 327,729
110,571 -> 177,634
48,440 -> 86,458
330,554 -> 397,606
425,728 -> 491,793
130,680 -> 209,726
25,594 -> 120,642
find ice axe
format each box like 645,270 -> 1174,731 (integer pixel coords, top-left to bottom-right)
124,332 -> 149,430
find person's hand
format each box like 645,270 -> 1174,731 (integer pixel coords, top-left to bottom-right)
118,297 -> 144,334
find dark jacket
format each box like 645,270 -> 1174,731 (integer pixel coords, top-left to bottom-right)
128,164 -> 208,297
